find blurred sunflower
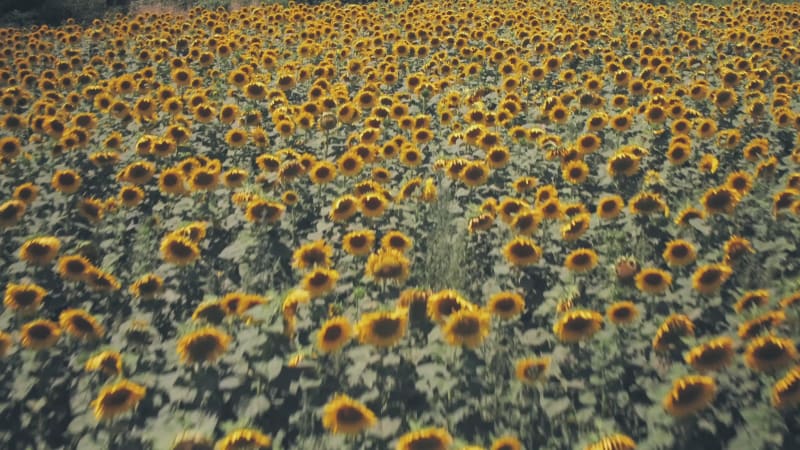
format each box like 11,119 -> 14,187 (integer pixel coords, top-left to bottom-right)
59,309 -> 104,340
606,152 -> 640,177
584,434 -> 636,450
515,357 -> 549,386
487,292 -> 525,320
0,332 -> 12,357
309,161 -> 337,184
552,305 -> 601,339
381,231 -> 413,253
85,350 -> 123,376
635,268 -> 672,295
490,436 -> 522,450
129,273 -> 164,301
734,290 -> 770,313
662,239 -> 697,267
685,336 -> 734,372
663,375 -> 716,418
13,182 -> 39,205
701,187 -> 740,215
317,316 -> 352,353
744,335 -> 797,372
192,301 -> 227,325
357,310 -> 407,348
302,268 -> 339,298
461,161 -> 490,187
216,429 -> 272,450
691,263 -> 733,295
321,394 -> 377,435
366,248 -> 411,284
596,195 -> 624,220
292,240 -> 333,271
723,236 -> 755,265
177,327 -> 232,365
160,234 -> 200,266
19,236 -> 60,265
51,169 -> 82,194
725,171 -> 754,196
329,195 -> 358,222
4,283 -> 46,314
0,200 -> 26,228
606,301 -> 639,325
245,199 -> 285,224
564,248 -> 598,273
561,213 -> 591,241
20,319 -> 60,350
771,367 -> 800,409
562,160 -> 590,184
92,379 -> 146,421
629,192 -> 668,216
443,309 -> 491,349
503,237 -> 542,267
359,193 -> 388,218
396,427 -> 452,450
343,230 -> 375,257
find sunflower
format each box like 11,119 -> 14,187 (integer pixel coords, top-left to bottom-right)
487,292 -> 525,320
330,195 -> 358,222
515,357 -> 550,386
498,197 -> 530,223
675,207 -> 705,227
160,234 -> 200,266
771,366 -> 800,409
366,246 -> 411,282
91,379 -> 146,421
561,213 -> 591,241
396,427 -> 452,450
691,263 -> 733,295
177,327 -> 232,365
723,236 -> 755,265
585,434 -> 636,450
19,236 -> 60,266
59,308 -> 104,340
486,146 -> 511,169
170,431 -> 214,450
357,310 -> 407,348
292,240 -> 333,271
85,350 -> 123,376
129,273 -> 164,300
564,248 -> 598,273
245,199 -> 286,224
596,195 -> 624,220
188,167 -> 219,192
562,160 -> 590,184
191,301 -> 227,325
158,168 -> 187,195
302,268 -> 339,298
0,332 -> 13,358
322,394 -> 377,435
359,193 -> 388,218
725,171 -> 753,196
508,209 -> 540,236
666,141 -> 691,165
744,335 -> 798,372
0,199 -> 26,227
381,231 -> 413,253
663,375 -> 716,418
685,336 -> 734,372
503,237 -> 542,267
662,240 -> 697,267
629,192 -> 668,217
309,161 -> 337,184
13,182 -> 39,205
317,316 -> 353,353
51,169 -> 82,194
4,282 -> 47,314
606,301 -> 639,325
490,436 -> 522,450
701,187 -> 740,215
20,319 -> 61,350
635,268 -> 672,295
442,309 -> 491,349
461,161 -> 490,187
343,230 -> 375,256
734,290 -> 770,313
553,310 -> 604,343
653,314 -> 696,352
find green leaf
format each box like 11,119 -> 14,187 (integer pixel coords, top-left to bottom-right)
542,397 -> 571,418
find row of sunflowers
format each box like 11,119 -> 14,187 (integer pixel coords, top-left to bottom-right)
1,0 -> 800,448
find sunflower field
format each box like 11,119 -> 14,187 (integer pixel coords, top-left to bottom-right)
1,0 -> 800,448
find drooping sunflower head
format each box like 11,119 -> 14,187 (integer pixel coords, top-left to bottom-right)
176,327 -> 232,365
585,434 -> 636,450
317,316 -> 353,353
20,319 -> 61,350
442,309 -> 491,349
84,267 -> 121,293
396,427 -> 453,450
629,192 -> 668,216
635,268 -> 672,295
245,199 -> 286,224
192,300 -> 227,325
365,248 -> 411,284
59,308 -> 105,340
553,309 -> 604,343
329,195 -> 358,222
498,197 -> 529,224
215,428 -> 272,450
701,186 -> 740,215
19,236 -> 61,265
662,239 -> 697,267
503,237 -> 542,267
321,394 -> 377,435
0,199 -> 26,228
606,301 -> 639,325
663,375 -> 716,418
77,197 -> 104,223
734,290 -> 770,313
427,290 -> 474,324
723,235 -> 755,265
515,357 -> 550,386
292,240 -> 333,271
653,314 -> 696,352
92,379 -> 146,421
85,350 -> 123,377
744,335 -> 798,372
302,268 -> 340,298
4,282 -> 47,314
685,336 -> 734,372
357,310 -> 408,348
160,234 -> 200,266
487,292 -> 525,320
771,366 -> 800,410
129,273 -> 164,300
691,263 -> 733,295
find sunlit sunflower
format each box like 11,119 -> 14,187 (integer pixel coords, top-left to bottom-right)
701,187 -> 740,215
20,319 -> 61,350
51,169 -> 82,194
4,283 -> 47,314
744,335 -> 798,372
129,273 -> 164,301
503,237 -> 542,267
490,436 -> 522,450
461,161 -> 490,187
342,230 -> 375,257
13,182 -> 39,205
330,195 -> 358,222
596,195 -> 624,220
0,199 -> 26,227
442,309 -> 491,349
606,152 -> 640,177
653,314 -> 695,352
19,236 -> 60,265
691,263 -> 733,295
292,240 -> 333,271
357,310 -> 407,348
734,290 -> 770,313
606,301 -> 639,325
514,356 -> 550,386
160,234 -> 200,266
635,268 -> 672,295
85,350 -> 123,376
662,240 -> 697,267
553,310 -> 604,343
771,366 -> 800,409
562,160 -> 590,184
59,308 -> 104,340
191,300 -> 226,325
564,248 -> 598,273
723,236 -> 755,265
585,434 -> 636,450
317,316 -> 353,353
396,427 -> 452,450
685,336 -> 734,372
663,375 -> 716,418
498,197 -> 530,223
216,428 -> 271,450
366,248 -> 411,284
487,292 -> 525,320
321,394 -> 377,435
381,231 -> 413,253
177,327 -> 232,365
302,268 -> 339,298
561,213 -> 591,241
309,161 -> 337,184
629,192 -> 669,217
245,199 -> 285,224
91,379 -> 146,421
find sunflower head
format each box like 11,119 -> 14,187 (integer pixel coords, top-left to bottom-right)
321,394 -> 377,435
177,327 -> 232,365
771,366 -> 800,409
585,434 -> 636,450
160,234 -> 200,266
653,314 -> 695,352
20,319 -> 61,350
55,253 -> 93,282
396,427 -> 453,450
503,237 -> 542,267
553,310 -> 604,343
60,308 -> 105,340
397,289 -> 432,323
317,316 -> 352,353
685,336 -> 734,372
606,301 -> 639,325
691,263 -> 733,295
515,357 -> 550,386
366,248 -> 411,284
635,268 -> 672,295
357,310 -> 408,348
663,375 -> 716,418
442,309 -> 491,349
92,379 -> 146,421
85,350 -> 123,376
487,292 -> 525,320
4,282 -> 47,314
292,240 -> 333,271
343,230 -> 375,256
19,236 -> 61,265
744,335 -> 798,372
